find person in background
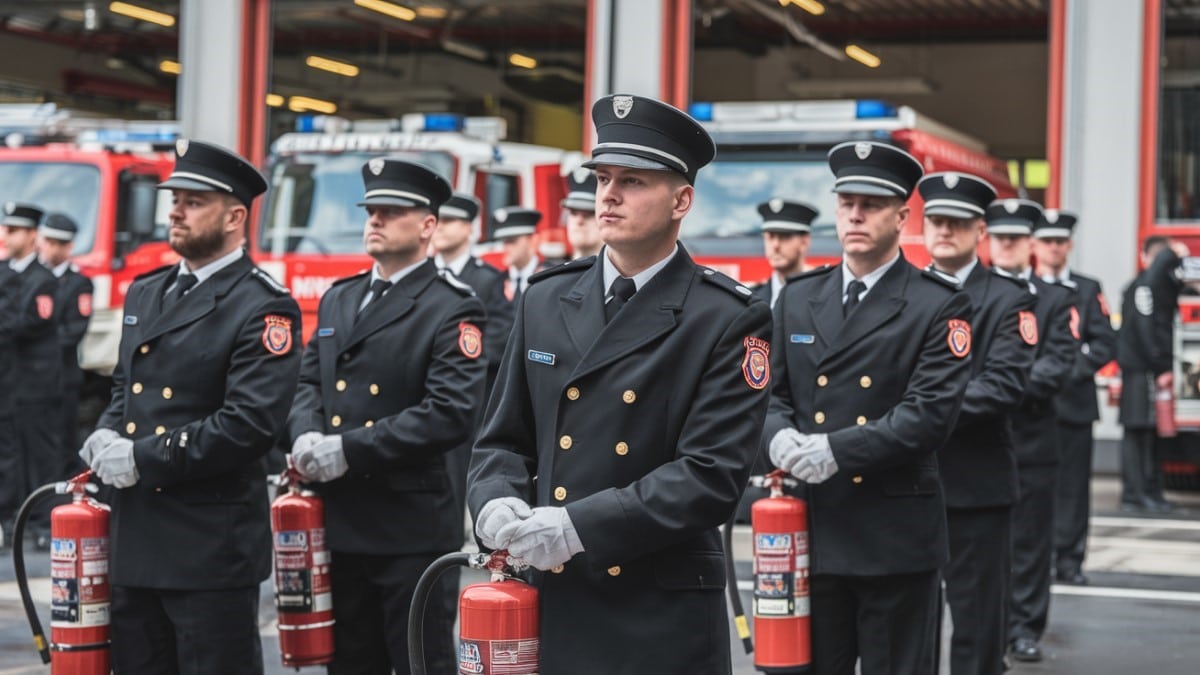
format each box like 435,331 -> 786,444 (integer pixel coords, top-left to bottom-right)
494,206 -> 542,303
562,166 -> 602,260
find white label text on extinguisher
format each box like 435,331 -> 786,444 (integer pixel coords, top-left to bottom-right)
459,639 -> 540,675
274,528 -> 332,613
50,536 -> 110,628
753,531 -> 809,618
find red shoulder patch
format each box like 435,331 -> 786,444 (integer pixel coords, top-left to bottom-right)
1097,292 -> 1111,317
458,322 -> 482,359
1069,306 -> 1081,340
742,336 -> 771,389
1018,311 -> 1039,346
262,315 -> 293,355
947,319 -> 971,358
78,293 -> 93,318
36,294 -> 53,320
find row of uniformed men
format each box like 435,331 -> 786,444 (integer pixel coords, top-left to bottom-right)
0,205 -> 94,551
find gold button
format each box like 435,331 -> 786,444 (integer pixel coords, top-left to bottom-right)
554,486 -> 567,501
615,442 -> 629,456
550,565 -> 564,574
336,379 -> 347,392
364,420 -> 374,428
155,487 -> 162,493
566,387 -> 580,401
860,376 -> 872,389
607,566 -> 621,577
856,416 -> 867,426
162,387 -> 173,400
815,411 -> 826,425
131,382 -> 143,394
370,384 -> 380,396
817,375 -> 828,387
331,415 -> 342,428
622,390 -> 636,404
559,435 -> 573,450
852,475 -> 863,484
155,425 -> 166,435
139,344 -> 150,354
126,422 -> 137,434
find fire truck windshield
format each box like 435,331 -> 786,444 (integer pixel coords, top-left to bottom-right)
259,150 -> 454,256
0,162 -> 100,254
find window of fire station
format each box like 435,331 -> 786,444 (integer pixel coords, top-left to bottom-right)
1157,8 -> 1200,222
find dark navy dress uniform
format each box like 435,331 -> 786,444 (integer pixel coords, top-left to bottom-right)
764,144 -> 973,675
287,160 -> 487,674
469,94 -> 772,675
0,262 -> 23,541
919,173 -> 1038,675
96,140 -> 301,675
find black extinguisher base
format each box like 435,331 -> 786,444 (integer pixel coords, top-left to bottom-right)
758,666 -> 812,675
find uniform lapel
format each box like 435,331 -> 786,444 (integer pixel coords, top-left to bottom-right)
964,263 -> 988,311
341,259 -> 433,351
558,262 -> 606,356
141,257 -> 253,342
808,267 -> 844,347
821,257 -> 909,362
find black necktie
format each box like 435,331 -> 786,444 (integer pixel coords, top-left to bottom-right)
163,273 -> 197,310
367,279 -> 392,306
605,277 -> 637,323
844,279 -> 866,317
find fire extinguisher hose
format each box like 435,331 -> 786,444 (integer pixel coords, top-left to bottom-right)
723,512 -> 754,655
408,551 -> 473,675
11,482 -> 60,665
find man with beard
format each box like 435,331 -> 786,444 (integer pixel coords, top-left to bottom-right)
80,140 -> 301,675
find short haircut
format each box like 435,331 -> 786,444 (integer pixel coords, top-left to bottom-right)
1144,235 -> 1169,255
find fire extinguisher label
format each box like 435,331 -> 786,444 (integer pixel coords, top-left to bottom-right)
273,528 -> 332,614
50,536 -> 111,628
459,639 -> 539,675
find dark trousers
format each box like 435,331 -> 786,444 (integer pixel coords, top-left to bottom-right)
946,507 -> 1011,675
810,569 -> 940,675
1054,421 -> 1093,575
1009,464 -> 1057,642
0,415 -> 21,528
16,400 -> 62,535
1120,428 -> 1165,504
111,584 -> 262,675
328,551 -> 455,675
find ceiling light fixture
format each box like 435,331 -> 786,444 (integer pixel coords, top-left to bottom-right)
305,55 -> 360,77
265,93 -> 285,107
780,0 -> 825,16
416,6 -> 448,19
442,38 -> 488,62
845,44 -> 881,68
288,96 -> 338,114
508,53 -> 537,70
159,59 -> 181,75
354,0 -> 416,22
108,2 -> 175,27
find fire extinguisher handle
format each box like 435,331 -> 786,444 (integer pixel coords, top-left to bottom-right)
11,483 -> 59,665
408,552 -> 474,675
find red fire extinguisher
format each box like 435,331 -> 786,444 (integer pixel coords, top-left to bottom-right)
13,470 -> 111,675
749,470 -> 811,674
271,461 -> 335,667
1156,375 -> 1178,438
408,550 -> 539,675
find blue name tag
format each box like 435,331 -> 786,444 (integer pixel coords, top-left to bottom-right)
527,349 -> 556,366
790,333 -> 815,344
124,315 -> 138,325
317,327 -> 335,337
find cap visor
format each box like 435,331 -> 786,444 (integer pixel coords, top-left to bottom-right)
1034,227 -> 1073,239
923,205 -> 980,220
761,224 -> 812,234
582,153 -> 673,172
560,198 -> 596,212
986,223 -> 1033,235
357,196 -> 423,208
832,181 -> 904,198
1,220 -> 36,229
158,176 -> 221,192
493,226 -> 537,240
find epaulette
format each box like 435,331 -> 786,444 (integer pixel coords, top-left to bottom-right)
700,267 -> 756,304
529,255 -> 595,284
251,267 -> 291,295
437,269 -> 477,297
471,257 -> 504,278
133,263 -> 176,282
330,270 -> 370,288
922,268 -> 962,291
1058,278 -> 1078,290
785,264 -> 836,283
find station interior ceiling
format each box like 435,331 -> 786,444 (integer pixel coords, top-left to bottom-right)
0,1 -> 1195,159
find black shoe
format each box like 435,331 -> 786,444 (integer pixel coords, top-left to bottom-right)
1010,637 -> 1043,662
1057,569 -> 1089,585
1147,498 -> 1174,514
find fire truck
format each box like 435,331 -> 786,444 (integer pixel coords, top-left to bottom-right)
252,113 -> 571,339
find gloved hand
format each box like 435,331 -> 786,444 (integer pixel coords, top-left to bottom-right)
792,433 -> 838,484
90,438 -> 139,488
290,431 -> 324,457
79,428 -> 119,466
768,427 -> 806,474
475,497 -> 533,550
496,506 -> 584,571
292,435 -> 348,483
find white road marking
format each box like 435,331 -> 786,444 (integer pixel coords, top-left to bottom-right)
1092,516 -> 1200,531
735,580 -> 1200,604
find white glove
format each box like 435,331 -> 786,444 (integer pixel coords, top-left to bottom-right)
79,428 -> 119,466
290,431 -> 324,457
475,497 -> 533,550
496,506 -> 584,571
292,435 -> 348,482
768,427 -> 807,474
793,434 -> 838,484
90,438 -> 139,488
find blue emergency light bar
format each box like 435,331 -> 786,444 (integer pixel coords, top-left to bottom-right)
688,102 -> 714,122
77,128 -> 178,145
421,113 -> 464,132
687,100 -> 898,123
854,100 -> 897,119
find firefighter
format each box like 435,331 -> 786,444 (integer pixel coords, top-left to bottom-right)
80,140 -> 301,675
468,94 -> 771,673
1117,236 -> 1188,513
562,166 -> 602,260
1032,210 -> 1118,585
920,174 -> 1038,675
765,141 -> 972,675
287,159 -> 486,674
985,199 -> 1077,664
752,198 -> 817,308
3,202 -> 61,550
494,207 -> 542,301
0,229 -> 22,549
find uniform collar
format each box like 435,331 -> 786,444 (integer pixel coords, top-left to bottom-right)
180,247 -> 244,288
8,251 -> 37,273
371,258 -> 426,286
509,256 -> 539,281
50,260 -> 71,278
435,251 -> 472,277
1040,267 -> 1070,284
931,257 -> 978,285
601,243 -> 679,296
841,251 -> 901,300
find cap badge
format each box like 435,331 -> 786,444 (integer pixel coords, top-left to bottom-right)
495,209 -> 508,223
4,202 -> 13,215
572,166 -> 591,183
1044,209 -> 1059,224
769,198 -> 784,213
613,95 -> 634,119
854,143 -> 872,160
943,173 -> 959,189
369,158 -> 386,176
1004,199 -> 1020,214
175,139 -> 189,156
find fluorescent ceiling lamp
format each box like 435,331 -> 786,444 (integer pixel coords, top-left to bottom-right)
417,6 -> 448,19
780,0 -> 825,16
306,55 -> 360,78
785,77 -> 935,97
159,59 -> 181,75
289,96 -> 338,114
109,2 -> 175,27
845,44 -> 881,68
354,0 -> 416,22
442,38 -> 488,62
265,93 -> 285,107
508,53 -> 537,69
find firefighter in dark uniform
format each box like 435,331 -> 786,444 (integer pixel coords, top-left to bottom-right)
562,166 -> 602,260
80,140 -> 301,675
920,174 -> 1038,675
1032,210 -> 1118,584
1117,236 -> 1187,513
468,94 -> 772,674
287,159 -> 486,674
0,234 -> 23,549
38,213 -> 95,481
985,199 -> 1077,663
764,142 -> 972,675
496,207 -> 542,299
3,202 -> 61,549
